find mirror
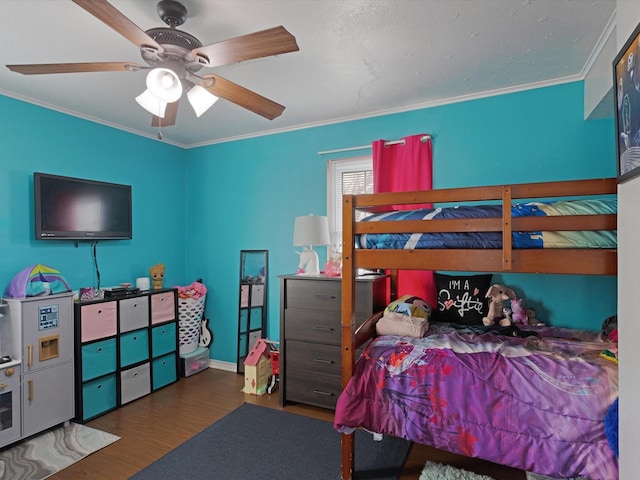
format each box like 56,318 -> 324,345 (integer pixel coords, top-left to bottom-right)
237,250 -> 268,373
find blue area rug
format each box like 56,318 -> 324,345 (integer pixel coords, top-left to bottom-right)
130,403 -> 410,480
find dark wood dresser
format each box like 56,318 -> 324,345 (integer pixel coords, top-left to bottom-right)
279,274 -> 388,409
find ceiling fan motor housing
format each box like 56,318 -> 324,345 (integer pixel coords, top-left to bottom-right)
143,27 -> 203,73
157,0 -> 187,27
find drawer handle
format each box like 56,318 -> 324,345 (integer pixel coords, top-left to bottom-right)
312,326 -> 335,332
313,389 -> 335,397
313,358 -> 335,365
97,347 -> 103,352
315,294 -> 337,300
0,383 -> 7,388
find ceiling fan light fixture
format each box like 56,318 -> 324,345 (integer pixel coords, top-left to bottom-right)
146,67 -> 182,103
135,89 -> 168,117
187,85 -> 218,117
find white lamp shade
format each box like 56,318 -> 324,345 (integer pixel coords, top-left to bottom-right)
293,215 -> 330,247
135,89 -> 167,117
187,85 -> 219,117
146,68 -> 182,103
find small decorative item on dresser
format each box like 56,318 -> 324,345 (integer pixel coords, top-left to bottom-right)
149,263 -> 165,289
136,277 -> 150,291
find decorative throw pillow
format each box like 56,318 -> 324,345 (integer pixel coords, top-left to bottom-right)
433,273 -> 492,325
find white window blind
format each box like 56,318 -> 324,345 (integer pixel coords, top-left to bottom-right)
327,156 -> 373,253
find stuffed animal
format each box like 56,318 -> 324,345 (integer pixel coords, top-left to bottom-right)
483,284 -> 516,327
149,263 -> 165,290
526,307 -> 544,326
511,297 -> 545,326
510,298 -> 529,325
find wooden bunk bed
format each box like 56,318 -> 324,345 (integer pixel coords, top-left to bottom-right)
338,178 -> 618,480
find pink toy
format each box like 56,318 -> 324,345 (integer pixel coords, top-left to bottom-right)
482,284 -> 516,327
510,298 -> 529,325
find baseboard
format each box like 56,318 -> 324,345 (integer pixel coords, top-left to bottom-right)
208,359 -> 237,372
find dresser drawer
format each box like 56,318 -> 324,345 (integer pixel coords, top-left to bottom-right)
119,296 -> 149,333
80,301 -> 117,342
150,292 -> 176,325
286,340 -> 340,376
81,338 -> 117,381
286,369 -> 341,409
284,278 -> 383,315
284,309 -> 339,344
119,329 -> 150,367
285,280 -> 340,311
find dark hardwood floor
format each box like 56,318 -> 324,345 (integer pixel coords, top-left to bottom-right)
49,368 -> 526,480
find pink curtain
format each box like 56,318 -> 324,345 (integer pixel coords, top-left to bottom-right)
372,134 -> 436,308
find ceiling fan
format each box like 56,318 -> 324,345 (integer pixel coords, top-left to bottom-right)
6,0 -> 299,128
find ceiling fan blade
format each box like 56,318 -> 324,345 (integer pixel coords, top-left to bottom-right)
72,0 -> 164,54
152,101 -> 179,127
7,62 -> 143,75
192,26 -> 299,68
201,74 -> 285,120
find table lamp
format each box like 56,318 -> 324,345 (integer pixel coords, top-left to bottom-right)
293,214 -> 330,276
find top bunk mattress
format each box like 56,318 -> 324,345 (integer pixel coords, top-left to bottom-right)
357,198 -> 617,250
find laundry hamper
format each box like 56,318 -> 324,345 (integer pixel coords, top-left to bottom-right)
177,295 -> 206,354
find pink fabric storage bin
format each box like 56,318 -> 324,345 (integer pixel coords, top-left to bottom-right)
151,291 -> 175,324
80,301 -> 117,342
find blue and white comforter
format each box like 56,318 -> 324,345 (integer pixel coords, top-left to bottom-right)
358,198 -> 617,250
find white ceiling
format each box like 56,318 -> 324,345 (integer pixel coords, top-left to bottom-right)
0,0 -> 616,148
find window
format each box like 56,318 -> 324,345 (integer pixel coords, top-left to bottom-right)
326,156 -> 373,254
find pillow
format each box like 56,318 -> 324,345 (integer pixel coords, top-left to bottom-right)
376,294 -> 431,337
376,313 -> 428,338
434,273 -> 492,325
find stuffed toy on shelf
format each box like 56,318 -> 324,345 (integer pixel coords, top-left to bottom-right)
149,263 -> 165,289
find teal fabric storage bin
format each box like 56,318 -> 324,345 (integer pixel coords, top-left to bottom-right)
82,374 -> 117,421
119,329 -> 149,367
152,353 -> 177,390
151,322 -> 177,358
82,338 -> 117,381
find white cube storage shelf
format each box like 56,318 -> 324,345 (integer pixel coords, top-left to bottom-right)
74,288 -> 179,422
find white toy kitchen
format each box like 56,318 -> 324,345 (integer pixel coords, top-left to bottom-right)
0,292 -> 74,447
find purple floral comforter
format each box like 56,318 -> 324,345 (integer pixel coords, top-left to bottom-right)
334,323 -> 618,479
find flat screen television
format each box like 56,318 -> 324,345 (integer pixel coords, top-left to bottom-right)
34,172 -> 132,240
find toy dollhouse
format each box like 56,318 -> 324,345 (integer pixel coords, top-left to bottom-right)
242,339 -> 271,395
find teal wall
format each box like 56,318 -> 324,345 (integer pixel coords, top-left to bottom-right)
0,95 -> 188,291
0,80 -> 618,366
186,81 -> 617,363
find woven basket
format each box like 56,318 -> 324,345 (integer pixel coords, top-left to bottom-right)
178,295 -> 206,355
